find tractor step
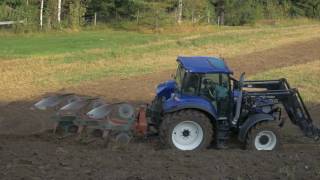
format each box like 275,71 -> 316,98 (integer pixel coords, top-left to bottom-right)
216,119 -> 230,148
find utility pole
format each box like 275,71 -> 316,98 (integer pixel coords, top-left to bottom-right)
177,0 -> 183,24
40,0 -> 44,29
58,0 -> 62,24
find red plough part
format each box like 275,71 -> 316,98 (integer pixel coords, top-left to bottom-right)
135,106 -> 148,136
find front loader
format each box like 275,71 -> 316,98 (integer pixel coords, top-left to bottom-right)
33,56 -> 320,151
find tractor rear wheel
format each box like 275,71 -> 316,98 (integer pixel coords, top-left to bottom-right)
246,121 -> 281,151
160,110 -> 213,151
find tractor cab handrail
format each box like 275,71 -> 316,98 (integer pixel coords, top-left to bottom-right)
232,73 -> 245,125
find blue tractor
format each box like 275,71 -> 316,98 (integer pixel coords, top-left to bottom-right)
147,56 -> 319,151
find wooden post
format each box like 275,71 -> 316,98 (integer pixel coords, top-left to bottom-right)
94,12 -> 97,26
155,9 -> 159,31
220,11 -> 224,25
40,0 -> 44,29
191,9 -> 194,24
207,9 -> 210,24
136,9 -> 140,25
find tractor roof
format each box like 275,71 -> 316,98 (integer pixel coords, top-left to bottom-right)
177,56 -> 233,74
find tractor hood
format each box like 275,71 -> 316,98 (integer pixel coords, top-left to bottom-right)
156,80 -> 176,99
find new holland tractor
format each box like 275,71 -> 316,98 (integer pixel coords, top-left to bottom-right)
33,56 -> 320,151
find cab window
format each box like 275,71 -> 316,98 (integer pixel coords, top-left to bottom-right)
199,73 -> 230,110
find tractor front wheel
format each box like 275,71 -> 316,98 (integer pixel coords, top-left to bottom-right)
246,121 -> 281,151
160,110 -> 213,151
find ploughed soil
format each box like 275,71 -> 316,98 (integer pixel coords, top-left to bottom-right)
0,38 -> 320,180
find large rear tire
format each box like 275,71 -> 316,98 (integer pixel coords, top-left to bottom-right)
246,121 -> 281,151
160,110 -> 213,151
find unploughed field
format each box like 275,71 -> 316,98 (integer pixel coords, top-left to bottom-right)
0,22 -> 320,180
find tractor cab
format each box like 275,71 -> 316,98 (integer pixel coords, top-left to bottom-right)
173,56 -> 234,119
152,56 -> 237,123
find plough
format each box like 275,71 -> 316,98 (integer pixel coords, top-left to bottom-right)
33,93 -> 147,144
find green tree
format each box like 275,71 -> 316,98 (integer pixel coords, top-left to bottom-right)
67,0 -> 87,28
184,0 -> 208,23
290,0 -> 320,18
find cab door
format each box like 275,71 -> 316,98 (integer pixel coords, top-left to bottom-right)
199,73 -> 231,119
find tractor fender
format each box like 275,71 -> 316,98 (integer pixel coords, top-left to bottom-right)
238,113 -> 275,142
162,95 -> 218,122
164,104 -> 217,122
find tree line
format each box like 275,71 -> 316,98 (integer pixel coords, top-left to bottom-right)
0,0 -> 319,32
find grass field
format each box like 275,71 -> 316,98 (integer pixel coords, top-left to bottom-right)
0,22 -> 320,101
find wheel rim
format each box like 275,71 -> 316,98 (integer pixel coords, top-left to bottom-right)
254,130 -> 277,150
172,121 -> 204,150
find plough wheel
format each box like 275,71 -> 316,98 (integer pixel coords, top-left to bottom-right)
115,132 -> 132,144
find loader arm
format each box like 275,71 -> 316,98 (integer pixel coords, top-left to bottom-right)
243,79 -> 320,139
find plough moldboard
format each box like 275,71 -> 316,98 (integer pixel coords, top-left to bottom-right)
33,93 -> 148,144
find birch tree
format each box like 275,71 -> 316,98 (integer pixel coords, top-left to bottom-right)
40,0 -> 43,29
57,0 -> 61,24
